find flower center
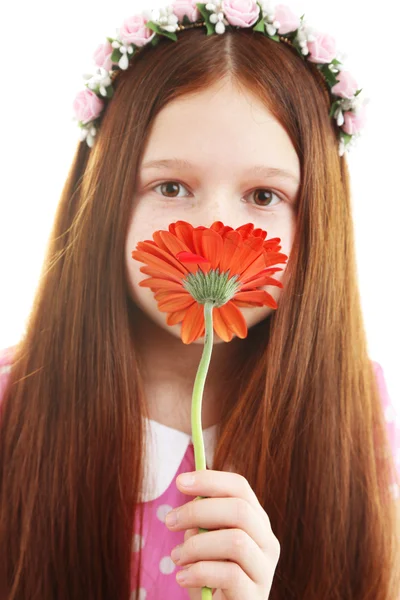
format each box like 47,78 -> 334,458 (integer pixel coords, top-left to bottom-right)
182,268 -> 241,307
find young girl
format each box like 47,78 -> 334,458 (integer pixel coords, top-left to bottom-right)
0,2 -> 399,599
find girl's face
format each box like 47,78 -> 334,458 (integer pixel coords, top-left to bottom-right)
125,77 -> 301,344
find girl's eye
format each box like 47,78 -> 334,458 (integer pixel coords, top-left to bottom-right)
151,181 -> 283,208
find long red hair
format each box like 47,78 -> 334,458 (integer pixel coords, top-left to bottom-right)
0,27 -> 399,599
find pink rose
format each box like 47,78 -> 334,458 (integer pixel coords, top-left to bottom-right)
342,104 -> 367,135
307,32 -> 337,64
93,41 -> 114,72
331,70 -> 358,99
223,0 -> 260,27
118,14 -> 156,48
274,4 -> 300,35
73,89 -> 105,125
171,0 -> 201,22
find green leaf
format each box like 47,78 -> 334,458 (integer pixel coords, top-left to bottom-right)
106,36 -> 115,44
269,34 -> 280,42
354,88 -> 363,96
197,3 -> 215,35
341,132 -> 352,143
252,17 -> 265,33
146,21 -> 178,41
111,48 -> 122,63
329,100 -> 340,118
320,65 -> 338,88
105,86 -> 114,99
182,15 -> 192,26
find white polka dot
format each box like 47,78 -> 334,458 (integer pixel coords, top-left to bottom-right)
389,483 -> 399,500
159,555 -> 176,575
131,533 -> 145,552
157,503 -> 174,523
130,588 -> 147,600
384,405 -> 396,423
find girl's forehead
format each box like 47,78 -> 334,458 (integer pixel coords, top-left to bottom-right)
140,84 -> 300,180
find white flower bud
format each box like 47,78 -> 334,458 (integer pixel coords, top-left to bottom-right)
307,34 -> 316,41
266,23 -> 277,36
111,40 -> 120,49
301,45 -> 308,55
209,13 -> 218,23
215,20 -> 225,34
79,128 -> 88,142
336,110 -> 344,127
273,20 -> 280,29
119,53 -> 129,70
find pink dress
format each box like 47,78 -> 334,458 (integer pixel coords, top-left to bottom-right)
0,346 -> 399,599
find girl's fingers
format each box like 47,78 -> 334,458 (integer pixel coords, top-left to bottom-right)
183,528 -> 217,597
184,527 -> 199,541
176,558 -> 255,598
176,527 -> 268,585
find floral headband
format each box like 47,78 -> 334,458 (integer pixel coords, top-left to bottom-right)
72,1 -> 369,157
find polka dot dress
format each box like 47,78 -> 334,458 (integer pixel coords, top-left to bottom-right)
0,347 -> 399,598
130,441 -> 198,598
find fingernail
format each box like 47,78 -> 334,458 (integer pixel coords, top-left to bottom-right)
178,473 -> 196,487
176,568 -> 188,583
171,544 -> 182,562
165,511 -> 177,527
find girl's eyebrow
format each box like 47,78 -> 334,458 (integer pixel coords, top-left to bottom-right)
141,158 -> 300,185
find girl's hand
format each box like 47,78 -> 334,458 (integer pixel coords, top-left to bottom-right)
165,469 -> 280,600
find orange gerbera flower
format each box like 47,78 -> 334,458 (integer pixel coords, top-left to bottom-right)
131,220 -> 288,344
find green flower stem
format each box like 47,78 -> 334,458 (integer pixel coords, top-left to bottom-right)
191,300 -> 215,600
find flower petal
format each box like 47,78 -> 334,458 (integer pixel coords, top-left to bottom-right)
234,289 -> 278,309
138,277 -> 184,292
219,301 -> 248,339
219,230 -> 242,274
132,250 -> 186,280
240,269 -> 284,290
235,223 -> 255,239
157,292 -> 196,312
181,302 -> 205,344
212,306 -> 234,342
137,265 -> 185,284
239,253 -> 267,283
135,241 -> 188,274
166,308 -> 188,326
235,237 -> 264,276
169,221 -> 196,253
263,250 -> 288,267
199,228 -> 223,269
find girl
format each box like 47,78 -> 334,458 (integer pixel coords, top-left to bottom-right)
0,2 -> 399,599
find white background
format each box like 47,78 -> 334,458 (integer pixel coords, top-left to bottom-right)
0,0 -> 399,410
